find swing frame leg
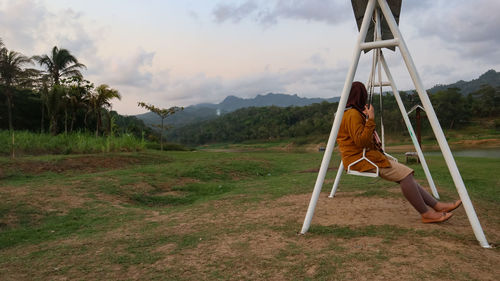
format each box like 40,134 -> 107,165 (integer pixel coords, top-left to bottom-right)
299,0 -> 376,235
379,53 -> 440,199
379,0 -> 490,248
329,161 -> 344,198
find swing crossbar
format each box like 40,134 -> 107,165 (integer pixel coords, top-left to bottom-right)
360,38 -> 399,50
369,81 -> 391,87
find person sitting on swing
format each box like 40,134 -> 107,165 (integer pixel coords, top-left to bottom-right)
337,81 -> 462,223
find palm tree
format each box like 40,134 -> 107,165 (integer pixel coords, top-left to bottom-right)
46,84 -> 66,135
34,46 -> 85,134
33,46 -> 86,85
0,48 -> 33,132
65,77 -> 93,132
38,80 -> 49,133
92,84 -> 121,136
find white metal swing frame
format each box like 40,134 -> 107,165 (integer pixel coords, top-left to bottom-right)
333,4 -> 434,193
300,0 -> 491,248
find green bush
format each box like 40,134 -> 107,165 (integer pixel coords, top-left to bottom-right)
494,119 -> 500,129
0,130 -> 145,156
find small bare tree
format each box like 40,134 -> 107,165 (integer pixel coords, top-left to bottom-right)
138,102 -> 182,151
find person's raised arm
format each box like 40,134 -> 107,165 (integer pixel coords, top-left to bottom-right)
363,104 -> 375,120
346,109 -> 376,148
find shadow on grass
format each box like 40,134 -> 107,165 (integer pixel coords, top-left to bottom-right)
308,224 -> 409,241
130,182 -> 235,207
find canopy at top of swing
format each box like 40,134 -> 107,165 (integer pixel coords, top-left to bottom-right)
351,0 -> 401,52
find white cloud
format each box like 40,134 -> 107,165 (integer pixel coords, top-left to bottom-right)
101,49 -> 155,87
213,0 -> 350,26
1,0 -> 499,116
262,0 -> 349,25
213,0 -> 258,23
0,0 -> 167,114
0,0 -> 48,52
414,0 -> 500,63
402,0 -> 434,12
155,65 -> 349,108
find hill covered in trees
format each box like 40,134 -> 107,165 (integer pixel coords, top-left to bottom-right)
139,70 -> 500,133
428,69 -> 500,95
166,84 -> 500,145
136,93 -> 340,129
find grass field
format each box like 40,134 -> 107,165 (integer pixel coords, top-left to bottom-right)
0,149 -> 499,280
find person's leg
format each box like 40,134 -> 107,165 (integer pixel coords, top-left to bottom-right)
399,174 -> 428,214
415,179 -> 461,212
399,174 -> 452,222
416,184 -> 438,208
379,161 -> 455,222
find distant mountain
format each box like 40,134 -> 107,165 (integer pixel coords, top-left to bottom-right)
136,69 -> 499,129
427,69 -> 500,95
136,93 -> 340,128
205,93 -> 339,112
135,106 -> 218,129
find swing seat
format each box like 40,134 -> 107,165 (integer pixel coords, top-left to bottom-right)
346,148 -> 379,177
347,169 -> 379,178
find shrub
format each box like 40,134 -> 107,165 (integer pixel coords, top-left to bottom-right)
0,131 -> 145,156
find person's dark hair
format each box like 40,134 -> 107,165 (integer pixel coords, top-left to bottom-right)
346,81 -> 368,115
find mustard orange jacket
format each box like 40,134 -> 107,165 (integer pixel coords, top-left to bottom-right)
337,108 -> 391,172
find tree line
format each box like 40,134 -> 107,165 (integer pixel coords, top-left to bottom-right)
167,86 -> 500,145
0,38 -> 153,138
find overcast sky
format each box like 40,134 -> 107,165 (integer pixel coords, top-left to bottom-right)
1,0 -> 499,115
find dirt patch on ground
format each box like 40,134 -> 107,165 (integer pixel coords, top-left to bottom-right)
143,191 -> 500,280
2,187 -> 499,280
451,138 -> 500,148
386,139 -> 500,153
277,192 -> 488,237
4,155 -> 142,175
0,184 -> 89,228
127,178 -> 200,198
385,144 -> 431,153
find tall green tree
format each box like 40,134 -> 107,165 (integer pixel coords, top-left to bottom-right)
431,88 -> 469,129
33,46 -> 86,85
38,79 -> 50,133
91,84 -> 121,136
138,102 -> 182,150
61,76 -> 93,133
34,47 -> 86,134
0,47 -> 33,132
46,84 -> 66,135
470,85 -> 500,117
